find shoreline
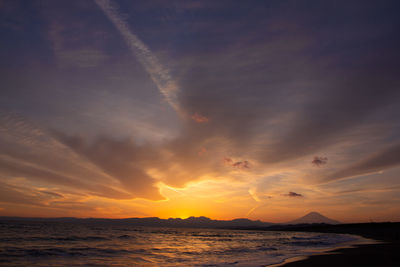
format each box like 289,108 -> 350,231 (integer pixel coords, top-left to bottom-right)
277,242 -> 400,267
267,235 -> 377,267
261,222 -> 400,267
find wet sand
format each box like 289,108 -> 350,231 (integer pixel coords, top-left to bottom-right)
267,222 -> 400,267
279,242 -> 400,267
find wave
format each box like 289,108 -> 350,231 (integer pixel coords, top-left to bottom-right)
0,246 -> 135,257
0,222 -> 362,267
0,236 -> 109,242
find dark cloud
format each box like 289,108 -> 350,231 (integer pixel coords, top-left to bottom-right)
257,47 -> 400,164
224,157 -> 250,169
232,161 -> 250,169
175,0 -> 400,167
283,192 -> 303,198
312,156 -> 328,166
223,157 -> 233,165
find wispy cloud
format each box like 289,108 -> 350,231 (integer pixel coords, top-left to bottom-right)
0,113 -> 137,200
53,132 -> 165,201
324,144 -> 400,182
39,190 -> 64,198
47,20 -> 107,68
94,0 -> 180,112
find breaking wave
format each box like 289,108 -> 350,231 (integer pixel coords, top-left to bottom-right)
0,221 -> 362,266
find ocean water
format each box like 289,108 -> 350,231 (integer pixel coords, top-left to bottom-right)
0,221 -> 359,267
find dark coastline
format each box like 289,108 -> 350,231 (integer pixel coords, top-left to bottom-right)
266,222 -> 400,267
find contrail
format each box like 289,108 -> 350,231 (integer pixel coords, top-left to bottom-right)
94,0 -> 180,112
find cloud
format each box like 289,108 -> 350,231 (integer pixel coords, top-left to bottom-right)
233,161 -> 250,169
0,112 -> 227,201
223,157 -> 233,164
283,191 -> 303,197
0,155 -> 133,200
177,16 -> 399,169
191,112 -> 209,123
0,181 -> 106,216
0,182 -> 47,206
312,156 -> 328,166
336,184 -> 400,195
54,132 -> 165,201
198,147 -> 207,156
323,144 -> 400,182
224,157 -> 250,169
258,70 -> 400,165
0,113 -> 138,200
39,190 -> 64,198
47,15 -> 108,68
2,1 -> 400,219
94,0 -> 180,112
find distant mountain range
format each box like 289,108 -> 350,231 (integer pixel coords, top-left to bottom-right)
0,216 -> 274,228
286,212 -> 340,225
0,212 -> 340,228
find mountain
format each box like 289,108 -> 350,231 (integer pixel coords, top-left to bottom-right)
286,212 -> 340,225
0,216 -> 274,229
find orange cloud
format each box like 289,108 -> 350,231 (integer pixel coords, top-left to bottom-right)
198,147 -> 207,156
191,112 -> 209,123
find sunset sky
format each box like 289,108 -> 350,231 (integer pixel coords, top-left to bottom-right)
1,0 -> 400,223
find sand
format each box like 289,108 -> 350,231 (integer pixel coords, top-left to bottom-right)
268,222 -> 400,267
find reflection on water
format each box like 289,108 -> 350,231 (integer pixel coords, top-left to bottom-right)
0,221 -> 357,266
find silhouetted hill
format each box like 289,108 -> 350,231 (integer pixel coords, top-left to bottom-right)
0,216 -> 273,229
286,212 -> 340,224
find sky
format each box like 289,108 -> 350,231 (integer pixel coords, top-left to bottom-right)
1,0 -> 400,223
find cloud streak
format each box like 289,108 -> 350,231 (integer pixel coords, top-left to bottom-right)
94,0 -> 180,112
54,132 -> 165,200
48,21 -> 107,68
324,144 -> 400,182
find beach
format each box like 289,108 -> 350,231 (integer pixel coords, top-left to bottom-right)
270,222 -> 400,267
280,242 -> 400,267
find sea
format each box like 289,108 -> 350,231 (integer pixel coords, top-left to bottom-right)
0,220 -> 362,267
